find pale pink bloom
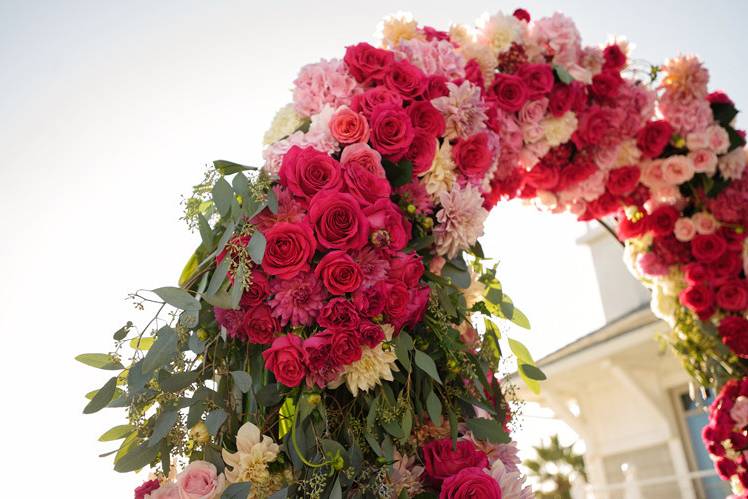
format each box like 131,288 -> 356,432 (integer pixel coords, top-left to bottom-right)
477,11 -> 524,54
593,145 -> 619,171
659,92 -> 712,136
176,461 -> 225,499
390,450 -> 425,497
648,186 -> 683,208
488,460 -> 534,499
535,190 -> 558,210
640,160 -> 667,188
393,38 -> 466,80
519,98 -> 548,124
431,81 -> 488,139
269,272 -> 327,327
719,148 -> 747,180
434,184 -> 488,259
530,13 -> 582,68
293,59 -> 360,117
686,130 -> 709,150
340,143 -> 385,178
674,217 -> 696,242
499,111 -> 524,152
692,212 -> 719,235
521,122 -> 545,144
661,55 -> 710,100
579,46 -> 604,79
731,396 -> 748,428
689,149 -> 718,175
429,255 -> 447,274
350,247 -> 390,288
706,125 -> 730,155
662,155 -> 695,185
146,482 -> 180,499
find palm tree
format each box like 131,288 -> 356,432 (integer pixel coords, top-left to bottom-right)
523,435 -> 587,499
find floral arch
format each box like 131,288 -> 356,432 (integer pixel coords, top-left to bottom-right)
78,8 -> 748,499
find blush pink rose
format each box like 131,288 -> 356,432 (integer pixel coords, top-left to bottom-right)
707,125 -> 730,154
674,217 -> 696,242
693,212 -> 719,235
640,160 -> 667,188
146,482 -> 180,499
689,149 -> 718,175
686,130 -> 709,150
329,106 -> 370,144
662,155 -> 695,185
730,396 -> 748,427
340,143 -> 385,177
176,461 -> 224,499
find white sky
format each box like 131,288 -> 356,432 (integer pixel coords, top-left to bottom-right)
2,0 -> 748,496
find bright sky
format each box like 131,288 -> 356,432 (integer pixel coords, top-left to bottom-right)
2,0 -> 748,496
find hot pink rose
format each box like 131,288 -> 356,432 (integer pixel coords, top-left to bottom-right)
691,233 -> 728,263
315,251 -> 363,295
309,190 -> 370,250
517,63 -> 554,99
591,69 -> 623,99
407,100 -> 446,137
718,316 -> 748,358
423,438 -> 489,486
343,161 -> 392,206
716,280 -> 748,312
636,120 -> 673,159
329,106 -> 370,144
262,334 -> 308,387
340,143 -> 385,177
176,461 -> 224,499
637,252 -> 668,276
343,42 -> 394,85
364,198 -> 412,250
389,252 -> 425,288
490,73 -> 528,112
261,221 -> 316,279
606,165 -> 641,196
452,132 -> 494,183
328,327 -> 363,365
318,297 -> 360,329
369,104 -> 415,161
358,321 -> 385,348
440,467 -> 502,499
680,283 -> 715,318
351,87 -> 403,118
279,146 -> 342,202
424,74 -> 450,99
385,59 -> 427,101
405,130 -> 438,175
135,479 -> 161,499
352,282 -> 387,318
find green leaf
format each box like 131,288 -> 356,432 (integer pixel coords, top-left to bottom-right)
466,417 -> 510,444
442,262 -> 470,289
278,397 -> 296,440
75,353 -> 123,371
426,390 -> 443,426
414,350 -> 442,384
520,363 -> 547,381
330,477 -> 342,499
83,376 -> 117,414
256,383 -> 283,406
711,102 -> 739,128
232,172 -> 250,202
113,322 -> 133,341
508,338 -> 534,365
142,326 -> 178,374
99,425 -> 135,442
212,178 -> 234,217
383,158 -> 413,187
206,409 -> 227,436
230,371 -> 252,393
511,307 -> 531,329
189,333 -> 206,354
198,214 -> 213,247
267,189 -> 279,214
159,369 -> 200,392
553,64 -> 574,84
130,337 -> 154,350
151,287 -> 200,312
248,230 -> 267,265
382,419 -> 404,439
394,331 -> 413,372
437,286 -> 457,318
222,483 -> 253,499
214,160 -> 255,175
114,441 -> 159,473
148,409 -> 179,447
206,256 -> 231,297
228,264 -> 245,310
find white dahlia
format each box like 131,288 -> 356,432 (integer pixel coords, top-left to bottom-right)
332,344 -> 398,397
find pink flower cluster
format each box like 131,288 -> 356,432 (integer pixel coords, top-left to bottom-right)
703,379 -> 748,493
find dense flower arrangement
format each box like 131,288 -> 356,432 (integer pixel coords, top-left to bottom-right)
705,379 -> 748,497
77,7 -> 748,497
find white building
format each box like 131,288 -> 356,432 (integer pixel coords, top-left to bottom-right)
516,225 -> 730,499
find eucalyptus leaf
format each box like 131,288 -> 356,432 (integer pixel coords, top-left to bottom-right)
114,441 -> 159,473
198,214 -> 214,248
113,322 -> 133,341
99,425 -> 135,442
426,390 -> 443,426
466,417 -> 510,444
83,377 -> 117,414
442,262 -> 470,289
520,363 -> 547,381
230,371 -> 253,393
212,178 -> 234,217
267,189 -> 279,214
159,369 -> 201,392
206,409 -> 228,436
152,286 -> 200,312
222,483 -> 252,499
75,353 -> 123,371
414,350 -> 442,384
142,327 -> 178,374
213,160 -> 255,175
148,409 -> 179,447
248,230 -> 266,265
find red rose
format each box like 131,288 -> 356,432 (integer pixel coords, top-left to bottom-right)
351,87 -> 403,118
716,281 -> 748,311
318,297 -> 360,329
463,59 -> 485,89
242,304 -> 279,344
315,251 -> 363,295
343,162 -> 392,206
279,146 -> 343,202
636,120 -> 673,159
647,204 -> 680,236
606,166 -> 641,196
591,69 -> 623,99
385,59 -> 427,101
679,283 -> 715,318
549,83 -> 573,117
407,101 -> 446,137
716,458 -> 739,481
489,73 -> 528,112
617,214 -> 648,240
135,480 -> 161,499
708,91 -> 734,106
718,316 -> 748,358
404,285 -> 431,330
406,131 -> 438,175
517,63 -> 554,99
423,74 -> 449,99
384,279 -> 410,323
240,270 -> 269,308
603,44 -> 627,71
711,251 -> 742,282
309,190 -> 370,250
574,106 -> 617,147
262,334 -> 307,387
452,132 -> 494,183
440,467 -> 502,499
691,234 -> 728,263
684,262 -> 710,285
369,104 -> 415,161
513,8 -> 531,22
261,221 -> 316,279
653,235 -> 691,265
328,328 -> 362,365
557,160 -> 596,191
352,282 -> 387,317
390,253 -> 425,288
524,163 -> 560,190
422,438 -> 489,486
303,331 -> 338,386
364,198 -> 412,250
358,321 -> 385,348
343,42 -> 394,85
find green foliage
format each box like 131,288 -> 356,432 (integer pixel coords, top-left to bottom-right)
523,435 -> 586,499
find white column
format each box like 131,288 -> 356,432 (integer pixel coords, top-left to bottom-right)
667,437 -> 697,499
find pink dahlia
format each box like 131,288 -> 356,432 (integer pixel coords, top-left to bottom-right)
268,272 -> 327,326
434,184 -> 488,259
431,81 -> 488,140
350,247 -> 390,288
393,38 -> 466,80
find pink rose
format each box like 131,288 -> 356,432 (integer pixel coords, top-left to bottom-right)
693,212 -> 719,235
261,222 -> 316,279
309,190 -> 370,250
440,467 -> 502,499
340,143 -> 385,177
385,59 -> 427,101
146,482 -> 180,499
707,125 -> 730,154
329,106 -> 370,144
689,149 -> 718,175
406,130 -> 438,175
730,396 -> 748,427
279,146 -> 342,202
262,334 -> 308,387
518,98 -> 548,124
662,156 -> 695,185
640,160 -> 666,188
364,198 -> 412,250
674,217 -> 696,242
176,461 -> 224,499
423,438 -> 489,486
369,103 -> 415,161
637,252 -> 668,276
343,161 -> 392,206
407,100 -> 446,137
351,87 -> 403,118
314,251 -> 364,295
517,63 -> 554,99
686,130 -> 709,150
